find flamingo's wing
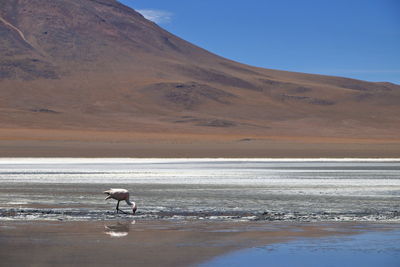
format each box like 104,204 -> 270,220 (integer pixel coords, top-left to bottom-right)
103,189 -> 129,200
104,189 -> 113,200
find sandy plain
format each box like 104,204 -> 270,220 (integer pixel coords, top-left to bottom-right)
1,128 -> 400,158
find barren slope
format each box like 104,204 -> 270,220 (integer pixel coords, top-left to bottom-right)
0,0 -> 399,156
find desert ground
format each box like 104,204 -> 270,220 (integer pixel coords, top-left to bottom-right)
1,128 -> 399,157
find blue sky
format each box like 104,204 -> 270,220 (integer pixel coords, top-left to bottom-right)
120,0 -> 400,84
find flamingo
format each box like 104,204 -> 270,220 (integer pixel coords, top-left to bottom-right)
104,188 -> 137,215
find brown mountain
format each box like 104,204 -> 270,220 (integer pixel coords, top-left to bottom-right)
1,0 -> 399,157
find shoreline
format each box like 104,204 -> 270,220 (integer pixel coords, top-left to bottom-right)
2,207 -> 399,223
1,220 -> 396,266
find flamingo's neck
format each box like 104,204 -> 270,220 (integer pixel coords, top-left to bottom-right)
126,198 -> 137,213
125,198 -> 133,206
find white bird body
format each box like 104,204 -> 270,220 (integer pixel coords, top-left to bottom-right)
104,188 -> 137,214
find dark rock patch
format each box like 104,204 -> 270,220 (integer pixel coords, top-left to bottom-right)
333,77 -> 394,92
308,98 -> 335,105
161,36 -> 181,52
279,94 -> 335,106
197,119 -> 236,128
0,58 -> 59,80
219,61 -> 263,76
175,65 -> 262,91
354,93 -> 373,102
260,78 -> 288,87
238,138 -> 253,142
172,116 -> 236,128
143,82 -> 235,109
30,108 -> 60,114
291,86 -> 312,93
260,79 -> 313,94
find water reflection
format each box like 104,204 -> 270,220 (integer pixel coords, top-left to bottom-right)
201,230 -> 400,267
104,220 -> 135,238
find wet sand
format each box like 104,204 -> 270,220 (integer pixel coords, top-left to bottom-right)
0,220 -> 391,267
1,158 -> 399,222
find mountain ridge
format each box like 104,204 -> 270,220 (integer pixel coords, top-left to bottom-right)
0,0 -> 399,147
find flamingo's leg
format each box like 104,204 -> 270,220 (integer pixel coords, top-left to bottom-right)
115,200 -> 129,214
115,201 -> 128,214
118,209 -> 129,215
116,200 -> 120,213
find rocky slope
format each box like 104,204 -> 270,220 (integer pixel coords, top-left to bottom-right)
0,0 -> 399,140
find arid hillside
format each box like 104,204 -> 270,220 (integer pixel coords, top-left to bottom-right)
0,0 -> 399,156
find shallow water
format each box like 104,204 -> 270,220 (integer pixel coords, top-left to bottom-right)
0,158 -> 399,221
200,229 -> 400,267
2,220 -> 388,267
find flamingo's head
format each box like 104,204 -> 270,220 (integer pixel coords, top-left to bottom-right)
132,202 -> 137,215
